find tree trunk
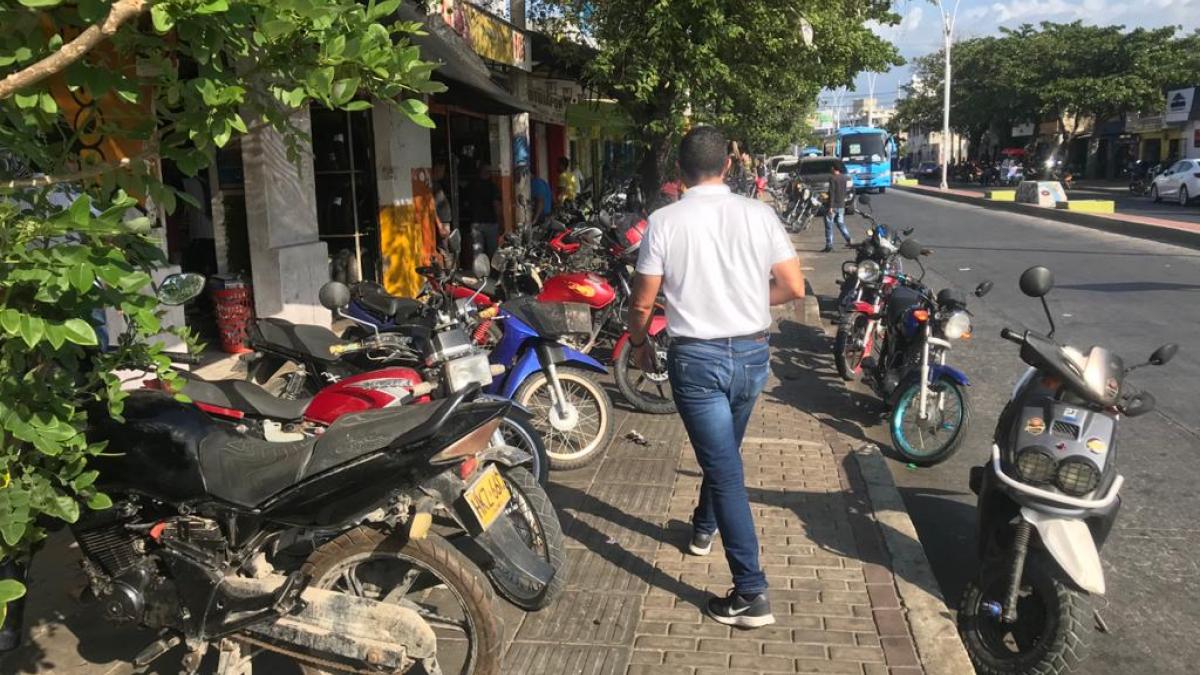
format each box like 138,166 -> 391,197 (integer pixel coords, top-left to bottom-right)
636,132 -> 671,207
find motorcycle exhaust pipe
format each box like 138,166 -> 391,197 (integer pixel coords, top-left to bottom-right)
230,576 -> 437,669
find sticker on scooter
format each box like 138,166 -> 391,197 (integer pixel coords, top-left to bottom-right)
1061,408 -> 1080,421
1086,438 -> 1107,454
1024,417 -> 1046,435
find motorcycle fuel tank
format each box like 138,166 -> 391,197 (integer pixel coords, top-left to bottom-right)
538,272 -> 616,309
305,367 -> 425,425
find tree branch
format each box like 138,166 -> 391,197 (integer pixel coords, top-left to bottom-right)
0,154 -> 154,191
0,0 -> 149,101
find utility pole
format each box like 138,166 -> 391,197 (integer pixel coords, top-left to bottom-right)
934,0 -> 960,190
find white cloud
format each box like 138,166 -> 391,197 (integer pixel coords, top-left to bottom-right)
962,0 -> 1199,29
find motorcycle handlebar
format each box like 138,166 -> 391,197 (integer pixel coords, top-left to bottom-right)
163,351 -> 200,365
1000,328 -> 1024,345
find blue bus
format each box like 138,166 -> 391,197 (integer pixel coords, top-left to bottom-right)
836,126 -> 895,193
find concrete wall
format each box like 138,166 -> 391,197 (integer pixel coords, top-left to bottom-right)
374,103 -> 435,297
241,109 -> 330,327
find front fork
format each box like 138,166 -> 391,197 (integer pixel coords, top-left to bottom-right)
536,343 -> 574,420
916,327 -> 949,421
1001,520 -> 1033,623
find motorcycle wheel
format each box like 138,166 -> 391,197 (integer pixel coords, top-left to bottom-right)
301,527 -> 501,675
613,333 -> 676,414
515,367 -> 614,470
958,555 -> 1092,675
889,375 -> 971,466
487,467 -> 567,610
834,312 -> 871,381
797,211 -> 814,233
498,409 -> 549,486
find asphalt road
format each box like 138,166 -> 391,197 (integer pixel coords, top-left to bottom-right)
800,189 -> 1200,675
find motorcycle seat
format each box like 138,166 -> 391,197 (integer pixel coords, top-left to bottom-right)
198,400 -> 452,508
177,372 -> 312,420
355,283 -> 424,321
254,318 -> 347,363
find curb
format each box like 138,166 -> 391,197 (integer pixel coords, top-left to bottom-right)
895,184 -> 1200,249
808,301 -> 974,675
854,446 -> 976,675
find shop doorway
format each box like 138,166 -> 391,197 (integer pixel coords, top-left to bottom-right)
311,106 -> 381,284
430,109 -> 493,269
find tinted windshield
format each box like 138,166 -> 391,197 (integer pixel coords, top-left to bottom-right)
840,134 -> 886,162
796,160 -> 841,176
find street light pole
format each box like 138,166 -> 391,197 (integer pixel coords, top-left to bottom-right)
935,0 -> 960,190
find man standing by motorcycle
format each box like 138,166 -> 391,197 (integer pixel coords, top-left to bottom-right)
822,164 -> 853,253
626,126 -> 806,628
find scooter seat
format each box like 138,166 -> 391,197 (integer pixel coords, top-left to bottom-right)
178,372 -> 312,420
355,283 -> 424,321
254,318 -> 347,362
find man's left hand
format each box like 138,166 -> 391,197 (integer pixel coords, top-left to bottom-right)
633,340 -> 659,372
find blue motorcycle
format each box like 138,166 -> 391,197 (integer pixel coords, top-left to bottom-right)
484,296 -> 615,470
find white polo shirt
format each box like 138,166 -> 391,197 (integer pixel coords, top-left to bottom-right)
635,183 -> 797,339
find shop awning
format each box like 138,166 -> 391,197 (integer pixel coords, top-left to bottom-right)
398,4 -> 531,115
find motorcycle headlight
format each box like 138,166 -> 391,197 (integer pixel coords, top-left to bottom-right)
856,260 -> 881,283
1014,447 -> 1056,485
1056,456 -> 1101,496
941,310 -> 972,339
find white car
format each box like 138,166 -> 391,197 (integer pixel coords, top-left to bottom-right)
1150,159 -> 1200,205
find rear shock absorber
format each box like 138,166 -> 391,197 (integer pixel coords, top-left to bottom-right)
472,318 -> 493,345
1002,520 -> 1033,623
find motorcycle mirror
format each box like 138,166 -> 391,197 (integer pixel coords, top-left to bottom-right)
1150,343 -> 1178,366
1018,266 -> 1054,298
447,229 -> 462,256
902,227 -> 915,236
898,238 -> 922,260
318,281 -> 351,310
157,272 -> 206,306
975,280 -> 994,298
1123,390 -> 1157,417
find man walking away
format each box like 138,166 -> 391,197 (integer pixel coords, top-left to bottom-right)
822,164 -> 852,253
627,126 -> 806,628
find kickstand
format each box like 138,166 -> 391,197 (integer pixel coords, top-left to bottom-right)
1093,608 -> 1110,634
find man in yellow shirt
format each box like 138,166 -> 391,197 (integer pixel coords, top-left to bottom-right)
557,156 -> 578,204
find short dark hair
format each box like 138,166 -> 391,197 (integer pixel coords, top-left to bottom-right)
558,156 -> 569,170
679,126 -> 728,184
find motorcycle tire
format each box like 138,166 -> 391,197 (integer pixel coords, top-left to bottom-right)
613,334 -> 676,415
488,467 -> 567,611
499,409 -> 550,486
515,367 -> 615,470
834,312 -> 871,382
1151,184 -> 1161,202
301,527 -> 502,675
888,375 -> 971,466
958,554 -> 1092,675
797,211 -> 814,233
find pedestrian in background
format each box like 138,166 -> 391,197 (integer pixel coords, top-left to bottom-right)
557,157 -> 578,204
822,164 -> 852,253
627,125 -> 806,628
469,163 -> 502,260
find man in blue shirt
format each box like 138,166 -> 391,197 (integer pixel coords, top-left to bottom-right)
530,175 -> 553,223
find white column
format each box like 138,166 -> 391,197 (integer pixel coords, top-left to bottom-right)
241,108 -> 330,327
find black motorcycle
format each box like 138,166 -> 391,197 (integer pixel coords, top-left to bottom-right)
10,274 -> 554,674
958,265 -> 1175,675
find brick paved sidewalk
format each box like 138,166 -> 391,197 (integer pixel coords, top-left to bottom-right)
500,301 -> 968,675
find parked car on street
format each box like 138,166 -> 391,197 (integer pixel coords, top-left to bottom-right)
912,161 -> 940,180
1149,159 -> 1200,205
767,154 -> 799,187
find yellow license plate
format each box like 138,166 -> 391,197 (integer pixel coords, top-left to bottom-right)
463,465 -> 511,531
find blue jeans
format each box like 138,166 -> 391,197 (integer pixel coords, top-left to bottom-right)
825,207 -> 851,247
668,336 -> 771,595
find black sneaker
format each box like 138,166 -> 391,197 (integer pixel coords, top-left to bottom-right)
705,589 -> 776,628
820,246 -> 834,253
688,529 -> 714,556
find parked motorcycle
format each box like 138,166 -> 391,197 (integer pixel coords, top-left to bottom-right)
958,265 -> 1176,675
43,274 -> 521,674
832,219 -> 910,380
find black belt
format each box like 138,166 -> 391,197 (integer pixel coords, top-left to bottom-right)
671,330 -> 770,346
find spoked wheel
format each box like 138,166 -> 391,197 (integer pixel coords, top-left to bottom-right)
301,528 -> 501,675
515,367 -> 615,470
797,211 -> 814,233
486,467 -> 567,610
497,410 -> 549,485
958,556 -> 1092,675
834,312 -> 871,381
613,333 -> 676,414
889,375 -> 970,466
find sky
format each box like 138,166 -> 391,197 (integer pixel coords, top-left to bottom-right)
819,0 -> 1200,113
